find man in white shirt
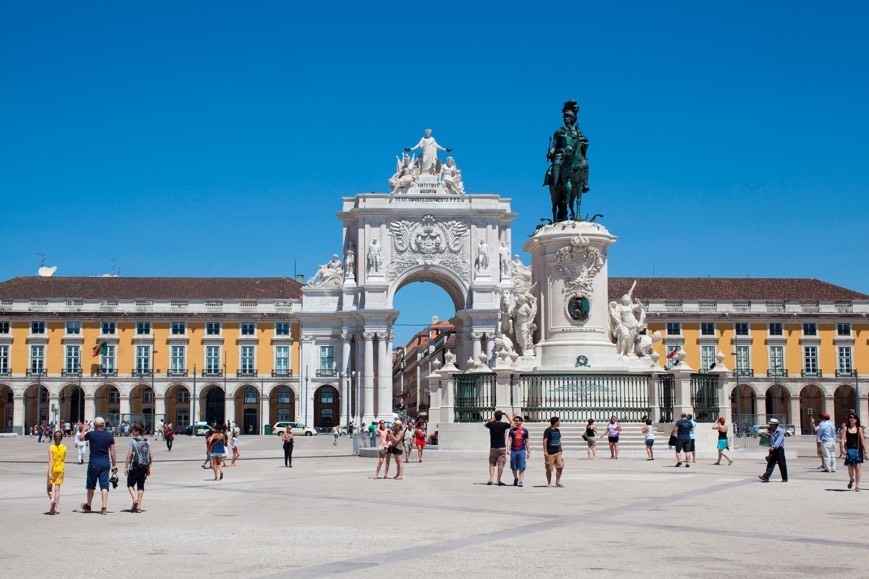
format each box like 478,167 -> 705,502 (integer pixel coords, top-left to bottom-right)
816,413 -> 837,473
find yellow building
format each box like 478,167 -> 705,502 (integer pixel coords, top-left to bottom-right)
613,278 -> 869,433
0,276 -> 303,435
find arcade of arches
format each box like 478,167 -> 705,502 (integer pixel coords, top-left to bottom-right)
730,382 -> 859,434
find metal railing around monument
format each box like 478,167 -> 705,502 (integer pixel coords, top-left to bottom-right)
657,373 -> 675,423
453,374 -> 497,422
690,373 -> 720,423
519,374 -> 652,423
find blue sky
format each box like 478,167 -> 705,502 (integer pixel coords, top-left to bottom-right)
1,2 -> 867,345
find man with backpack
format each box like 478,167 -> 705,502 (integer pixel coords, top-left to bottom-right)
124,422 -> 152,513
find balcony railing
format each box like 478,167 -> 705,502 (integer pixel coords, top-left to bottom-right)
91,368 -> 118,377
202,369 -> 224,377
801,369 -> 823,378
167,369 -> 188,377
132,369 -> 153,377
272,369 -> 293,377
766,369 -> 789,378
315,369 -> 337,377
237,369 -> 258,377
733,369 -> 754,378
62,368 -> 83,377
26,369 -> 46,377
836,369 -> 855,378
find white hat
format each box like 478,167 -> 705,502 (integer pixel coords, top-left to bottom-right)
394,420 -> 402,425
768,418 -> 779,425
94,417 -> 105,426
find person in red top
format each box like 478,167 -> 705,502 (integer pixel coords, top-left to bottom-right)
508,416 -> 531,487
414,424 -> 426,463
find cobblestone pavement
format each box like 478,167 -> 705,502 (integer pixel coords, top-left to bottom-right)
1,434 -> 866,578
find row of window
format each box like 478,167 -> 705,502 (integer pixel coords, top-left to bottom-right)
668,344 -> 855,375
1,321 -> 292,337
0,344 -> 293,376
664,322 -> 853,337
31,387 -> 296,406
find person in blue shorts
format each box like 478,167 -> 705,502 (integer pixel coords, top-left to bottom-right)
508,416 -> 531,487
81,417 -> 117,515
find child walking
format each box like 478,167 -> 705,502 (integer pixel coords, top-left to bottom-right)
47,431 -> 66,515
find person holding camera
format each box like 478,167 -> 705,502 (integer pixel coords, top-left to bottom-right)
81,416 -> 117,515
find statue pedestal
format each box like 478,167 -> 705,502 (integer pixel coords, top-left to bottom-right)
523,221 -> 624,371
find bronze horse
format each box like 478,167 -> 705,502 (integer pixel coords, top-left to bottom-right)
544,100 -> 590,222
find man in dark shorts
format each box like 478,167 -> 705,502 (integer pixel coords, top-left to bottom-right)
543,416 -> 565,487
484,410 -> 511,486
82,416 -> 117,515
125,422 -> 152,513
672,413 -> 693,468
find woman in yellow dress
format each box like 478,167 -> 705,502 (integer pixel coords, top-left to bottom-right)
47,430 -> 66,515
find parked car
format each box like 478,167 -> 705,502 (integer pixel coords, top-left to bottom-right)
272,421 -> 317,436
184,422 -> 214,436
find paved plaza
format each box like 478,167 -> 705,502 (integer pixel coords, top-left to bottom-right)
1,433 -> 867,577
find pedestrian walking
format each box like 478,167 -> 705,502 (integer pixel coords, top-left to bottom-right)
484,411 -> 511,486
414,423 -> 427,463
81,417 -> 117,515
165,423 -> 175,452
758,418 -> 788,483
46,430 -> 66,515
711,417 -> 733,465
201,431 -> 212,469
210,428 -> 226,480
230,423 -> 240,466
508,416 -> 530,487
812,415 -> 825,470
543,416 -> 565,487
332,425 -> 340,446
74,424 -> 88,464
387,420 -> 405,479
282,428 -> 294,467
606,415 -> 622,459
124,422 -> 152,513
374,420 -> 390,479
672,413 -> 693,468
584,418 -> 598,460
642,419 -> 655,460
816,413 -> 836,472
841,413 -> 865,492
688,414 -> 698,463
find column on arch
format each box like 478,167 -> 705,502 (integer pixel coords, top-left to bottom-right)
363,333 -> 375,423
13,395 -> 25,435
376,332 -> 391,420
341,334 -> 352,427
224,389 -> 235,429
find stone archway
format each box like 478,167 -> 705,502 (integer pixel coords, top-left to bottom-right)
59,383 -> 85,425
269,385 -> 296,424
834,385 -> 857,426
235,385 -> 259,434
24,383 -> 50,428
800,385 -> 824,434
313,385 -> 339,429
201,385 -> 225,427
730,384 -> 757,431
764,383 -> 791,424
165,384 -> 191,429
0,384 -> 13,432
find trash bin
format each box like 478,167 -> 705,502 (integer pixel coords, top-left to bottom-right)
264,424 -> 272,436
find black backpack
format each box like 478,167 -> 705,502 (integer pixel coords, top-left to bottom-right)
132,438 -> 151,467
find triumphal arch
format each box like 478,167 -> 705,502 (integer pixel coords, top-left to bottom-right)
300,130 -> 524,424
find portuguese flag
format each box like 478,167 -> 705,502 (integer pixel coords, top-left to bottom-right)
92,342 -> 107,357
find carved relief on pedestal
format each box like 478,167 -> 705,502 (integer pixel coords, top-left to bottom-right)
553,235 -> 603,327
387,214 -> 469,281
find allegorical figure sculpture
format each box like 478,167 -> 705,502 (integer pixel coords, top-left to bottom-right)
406,128 -> 452,175
439,156 -> 465,194
388,153 -> 420,192
475,239 -> 489,274
344,241 -> 356,279
543,100 -> 589,222
608,281 -> 648,357
367,239 -> 383,273
308,254 -> 344,288
498,242 -> 510,278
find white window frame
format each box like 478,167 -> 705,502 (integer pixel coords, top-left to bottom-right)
735,345 -> 751,373
700,345 -> 716,371
768,323 -> 783,336
837,347 -> 853,374
205,346 -> 221,375
700,323 -> 715,336
101,321 -> 116,335
65,345 -> 81,373
666,322 -> 681,336
31,321 -> 46,335
0,321 -> 10,334
734,323 -> 750,337
206,322 -> 221,336
101,345 -> 116,373
136,322 -> 151,335
240,346 -> 256,374
837,323 -> 851,337
171,322 -> 186,335
66,321 -> 81,335
241,322 -> 256,336
803,346 -> 818,374
275,322 -> 290,336
135,345 -> 151,373
0,345 -> 9,374
170,345 -> 186,374
769,346 -> 785,376
802,323 -> 817,336
275,345 -> 290,374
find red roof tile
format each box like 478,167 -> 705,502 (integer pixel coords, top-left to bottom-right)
608,277 -> 867,301
0,277 -> 303,300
